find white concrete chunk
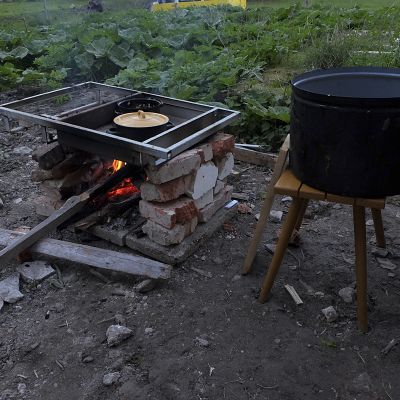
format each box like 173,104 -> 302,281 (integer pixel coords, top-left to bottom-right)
214,179 -> 226,195
197,143 -> 213,162
216,152 -> 234,180
199,185 -> 233,223
17,261 -> 55,283
185,162 -> 218,200
194,189 -> 214,210
0,273 -> 23,303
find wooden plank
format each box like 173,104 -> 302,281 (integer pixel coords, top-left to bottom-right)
0,228 -> 171,280
298,183 -> 326,200
274,169 -> 302,197
233,146 -> 277,168
326,193 -> 355,205
355,197 -> 385,209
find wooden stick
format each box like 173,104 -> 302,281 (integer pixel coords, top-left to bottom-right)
353,205 -> 368,332
371,208 -> 386,249
242,135 -> 290,275
0,228 -> 171,280
284,284 -> 303,305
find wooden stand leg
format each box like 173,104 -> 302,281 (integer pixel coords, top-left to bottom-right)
353,205 -> 368,332
259,198 -> 306,303
371,208 -> 386,248
294,199 -> 309,232
242,135 -> 290,275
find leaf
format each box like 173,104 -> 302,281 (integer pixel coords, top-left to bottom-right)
0,46 -> 29,61
85,37 -> 114,58
108,45 -> 134,68
74,52 -> 95,73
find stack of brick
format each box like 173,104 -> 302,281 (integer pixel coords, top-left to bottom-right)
139,133 -> 235,246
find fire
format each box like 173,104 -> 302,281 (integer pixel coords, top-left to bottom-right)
112,159 -> 125,172
107,160 -> 140,199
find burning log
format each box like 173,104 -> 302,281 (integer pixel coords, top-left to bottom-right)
0,164 -> 142,264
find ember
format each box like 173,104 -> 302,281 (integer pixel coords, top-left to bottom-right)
107,160 -> 140,199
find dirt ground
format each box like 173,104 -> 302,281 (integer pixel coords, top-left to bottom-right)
0,93 -> 400,400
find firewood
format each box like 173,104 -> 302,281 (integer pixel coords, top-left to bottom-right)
51,152 -> 91,179
32,142 -> 65,170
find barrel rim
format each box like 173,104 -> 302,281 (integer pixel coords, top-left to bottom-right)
292,66 -> 400,107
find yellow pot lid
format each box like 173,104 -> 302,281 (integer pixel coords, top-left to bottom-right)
114,110 -> 169,128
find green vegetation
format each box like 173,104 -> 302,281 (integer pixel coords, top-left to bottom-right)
1,2 -> 400,148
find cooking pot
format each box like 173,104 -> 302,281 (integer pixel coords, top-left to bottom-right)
113,110 -> 170,142
290,66 -> 400,198
115,97 -> 163,115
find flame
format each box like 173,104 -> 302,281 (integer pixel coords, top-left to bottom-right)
107,160 -> 140,199
112,159 -> 125,172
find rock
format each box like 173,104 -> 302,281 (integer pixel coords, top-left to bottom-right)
350,372 -> 372,393
195,337 -> 210,347
338,287 -> 355,303
103,372 -> 121,386
214,256 -> 223,265
281,196 -> 292,203
237,203 -> 252,214
17,261 -> 55,283
270,210 -> 283,223
0,299 -> 3,312
106,325 -> 133,347
144,327 -> 154,334
13,146 -> 32,155
366,219 -> 374,226
82,356 -> 94,363
17,383 -> 26,395
135,279 -> 157,294
0,273 -> 24,303
13,198 -> 23,204
332,204 -> 342,210
232,274 -> 241,282
377,258 -> 397,270
274,338 -> 281,344
321,306 -> 338,322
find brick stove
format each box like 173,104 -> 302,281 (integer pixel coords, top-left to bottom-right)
1,83 -> 239,264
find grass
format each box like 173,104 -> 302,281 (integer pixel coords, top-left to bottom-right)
249,0 -> 399,9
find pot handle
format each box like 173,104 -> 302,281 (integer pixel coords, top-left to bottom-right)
138,110 -> 146,119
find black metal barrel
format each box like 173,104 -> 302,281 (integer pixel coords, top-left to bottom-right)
290,67 -> 400,198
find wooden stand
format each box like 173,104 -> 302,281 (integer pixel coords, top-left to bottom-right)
257,169 -> 386,332
242,134 -> 290,274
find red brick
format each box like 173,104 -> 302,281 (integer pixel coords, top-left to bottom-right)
145,149 -> 201,184
139,197 -> 198,229
142,216 -> 198,246
140,174 -> 192,203
208,133 -> 235,159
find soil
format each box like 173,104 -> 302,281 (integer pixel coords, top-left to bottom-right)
1,93 -> 400,400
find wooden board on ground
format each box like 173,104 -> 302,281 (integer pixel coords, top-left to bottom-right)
233,146 -> 277,168
0,228 -> 171,280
